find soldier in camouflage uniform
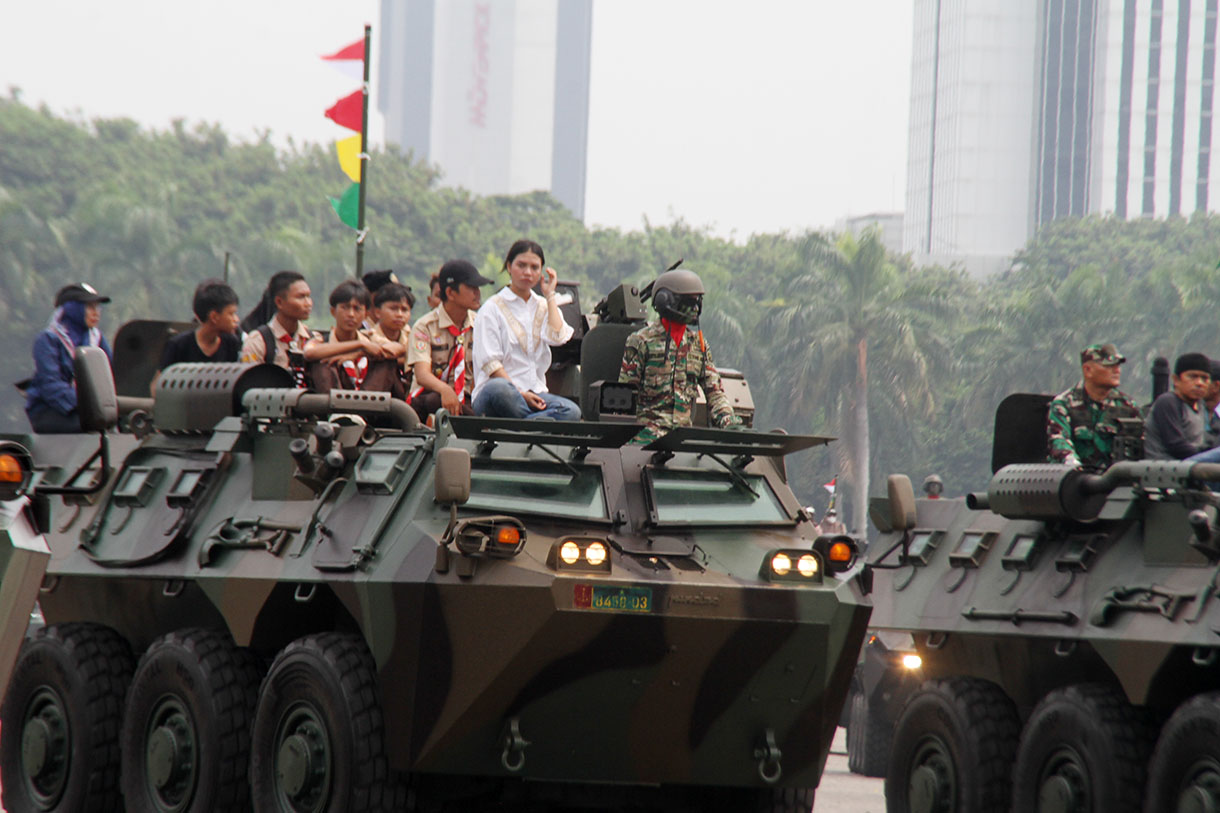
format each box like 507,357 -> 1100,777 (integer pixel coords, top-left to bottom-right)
1047,342 -> 1141,471
619,268 -> 740,443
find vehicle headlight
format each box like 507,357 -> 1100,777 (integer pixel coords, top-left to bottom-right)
548,537 -> 612,573
761,549 -> 824,583
902,653 -> 923,670
585,541 -> 607,566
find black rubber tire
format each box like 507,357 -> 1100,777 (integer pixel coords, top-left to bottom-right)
1144,691 -> 1220,813
250,632 -> 392,813
120,627 -> 262,813
1012,683 -> 1154,813
847,690 -> 890,778
884,677 -> 1020,813
679,785 -> 815,813
0,622 -> 134,812
753,787 -> 816,812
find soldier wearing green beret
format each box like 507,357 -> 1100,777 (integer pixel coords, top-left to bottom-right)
619,268 -> 741,444
1047,343 -> 1141,471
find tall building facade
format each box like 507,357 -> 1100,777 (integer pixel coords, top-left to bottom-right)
905,0 -> 1220,275
378,0 -> 592,218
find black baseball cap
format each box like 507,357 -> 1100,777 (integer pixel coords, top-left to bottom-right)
438,259 -> 493,291
55,283 -> 111,306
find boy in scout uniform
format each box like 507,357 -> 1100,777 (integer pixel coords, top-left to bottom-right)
406,259 -> 492,420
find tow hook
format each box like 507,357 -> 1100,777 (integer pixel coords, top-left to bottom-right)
753,728 -> 782,783
500,717 -> 530,772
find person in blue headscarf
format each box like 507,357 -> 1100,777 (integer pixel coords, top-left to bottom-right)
25,283 -> 114,433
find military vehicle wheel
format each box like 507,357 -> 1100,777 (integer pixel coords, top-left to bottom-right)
120,628 -> 261,812
1012,684 -> 1152,813
250,632 -> 391,813
0,623 -> 134,812
847,690 -> 889,777
1145,692 -> 1220,813
884,677 -> 1019,813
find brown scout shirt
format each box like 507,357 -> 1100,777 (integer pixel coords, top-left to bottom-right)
406,306 -> 476,397
239,318 -> 321,369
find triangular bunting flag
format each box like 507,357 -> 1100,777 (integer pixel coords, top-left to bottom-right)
337,135 -> 362,183
325,90 -> 363,132
329,182 -> 360,229
823,476 -> 837,493
322,39 -> 364,81
322,40 -> 364,61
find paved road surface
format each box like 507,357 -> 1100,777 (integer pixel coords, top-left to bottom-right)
813,727 -> 887,813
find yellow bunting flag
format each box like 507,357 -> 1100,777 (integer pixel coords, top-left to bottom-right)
336,135 -> 362,183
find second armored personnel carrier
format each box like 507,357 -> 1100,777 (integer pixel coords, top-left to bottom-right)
0,288 -> 868,812
867,395 -> 1220,813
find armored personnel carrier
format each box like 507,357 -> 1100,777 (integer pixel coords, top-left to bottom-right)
867,393 -> 1220,813
0,285 -> 869,812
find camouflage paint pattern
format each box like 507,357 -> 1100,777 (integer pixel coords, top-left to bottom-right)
0,361 -> 869,801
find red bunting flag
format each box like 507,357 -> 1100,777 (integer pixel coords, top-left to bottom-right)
322,39 -> 364,62
823,477 -> 837,493
325,90 -> 362,132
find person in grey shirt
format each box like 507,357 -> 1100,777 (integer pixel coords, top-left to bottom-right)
1145,352 -> 1211,460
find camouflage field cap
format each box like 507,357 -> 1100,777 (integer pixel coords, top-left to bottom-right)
1081,343 -> 1126,366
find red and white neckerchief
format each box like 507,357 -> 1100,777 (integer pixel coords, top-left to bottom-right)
278,332 -> 308,387
446,324 -> 471,397
405,324 -> 470,405
341,355 -> 369,389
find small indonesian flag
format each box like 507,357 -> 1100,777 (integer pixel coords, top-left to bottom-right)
322,39 -> 365,81
823,477 -> 837,493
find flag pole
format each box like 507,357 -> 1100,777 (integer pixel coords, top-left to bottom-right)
355,23 -> 371,277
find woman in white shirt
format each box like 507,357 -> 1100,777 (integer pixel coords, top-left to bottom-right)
471,239 -> 581,420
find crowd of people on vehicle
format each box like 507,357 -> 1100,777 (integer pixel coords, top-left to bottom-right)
1047,343 -> 1220,471
23,239 -> 585,433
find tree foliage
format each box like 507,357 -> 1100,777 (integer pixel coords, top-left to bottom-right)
4,99 -> 1219,530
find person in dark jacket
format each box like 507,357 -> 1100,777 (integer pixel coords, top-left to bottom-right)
25,283 -> 114,433
1146,352 -> 1212,460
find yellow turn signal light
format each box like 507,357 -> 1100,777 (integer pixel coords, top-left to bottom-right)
496,526 -> 521,547
0,454 -> 22,484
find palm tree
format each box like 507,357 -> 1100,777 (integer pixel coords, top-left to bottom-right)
769,229 -> 955,534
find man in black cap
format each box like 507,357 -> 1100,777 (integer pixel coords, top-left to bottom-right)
1146,352 -> 1212,460
405,259 -> 492,420
25,283 -> 113,433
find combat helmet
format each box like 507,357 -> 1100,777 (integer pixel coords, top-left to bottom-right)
922,473 -> 944,497
652,268 -> 705,325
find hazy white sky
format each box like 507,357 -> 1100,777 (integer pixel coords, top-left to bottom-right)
0,0 -> 912,239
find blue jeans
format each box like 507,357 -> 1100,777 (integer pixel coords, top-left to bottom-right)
1189,446 -> 1220,463
473,378 -> 581,421
26,406 -> 81,434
